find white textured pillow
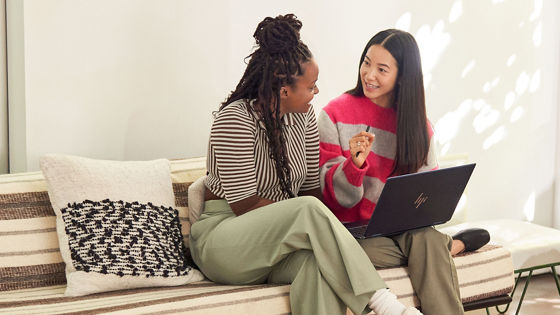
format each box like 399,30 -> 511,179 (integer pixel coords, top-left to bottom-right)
40,154 -> 204,296
187,175 -> 206,225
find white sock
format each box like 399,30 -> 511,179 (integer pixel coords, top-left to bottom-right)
368,288 -> 406,315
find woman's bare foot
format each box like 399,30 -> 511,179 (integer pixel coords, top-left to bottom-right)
450,239 -> 465,256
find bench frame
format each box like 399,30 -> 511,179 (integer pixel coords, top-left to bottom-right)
492,262 -> 560,315
464,295 -> 512,312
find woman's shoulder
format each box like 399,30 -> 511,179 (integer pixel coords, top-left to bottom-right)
322,93 -> 364,120
215,100 -> 254,121
213,99 -> 258,130
323,93 -> 363,111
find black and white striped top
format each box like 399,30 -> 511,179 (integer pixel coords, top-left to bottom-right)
205,99 -> 320,204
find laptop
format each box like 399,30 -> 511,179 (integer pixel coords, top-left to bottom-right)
344,163 -> 476,239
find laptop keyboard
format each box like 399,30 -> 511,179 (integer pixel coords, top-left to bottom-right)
347,224 -> 367,238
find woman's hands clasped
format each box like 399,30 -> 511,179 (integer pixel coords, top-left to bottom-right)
350,131 -> 375,168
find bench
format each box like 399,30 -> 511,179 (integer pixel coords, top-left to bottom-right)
0,157 -> 516,314
440,219 -> 560,314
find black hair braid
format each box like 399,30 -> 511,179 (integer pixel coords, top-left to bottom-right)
219,14 -> 312,199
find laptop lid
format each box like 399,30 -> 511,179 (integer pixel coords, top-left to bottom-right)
363,163 -> 476,238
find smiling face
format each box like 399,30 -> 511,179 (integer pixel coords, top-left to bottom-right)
360,45 -> 399,108
279,59 -> 319,115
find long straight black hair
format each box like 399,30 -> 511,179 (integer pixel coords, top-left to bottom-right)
347,29 -> 429,176
220,14 -> 313,198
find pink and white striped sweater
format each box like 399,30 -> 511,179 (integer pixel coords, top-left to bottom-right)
318,93 -> 438,222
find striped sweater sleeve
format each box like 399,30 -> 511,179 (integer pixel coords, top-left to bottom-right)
299,106 -> 320,191
210,106 -> 257,204
318,109 -> 368,209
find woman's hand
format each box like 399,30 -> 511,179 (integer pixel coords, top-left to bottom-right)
350,131 -> 375,168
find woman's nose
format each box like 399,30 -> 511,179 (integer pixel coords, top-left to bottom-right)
365,69 -> 376,82
314,85 -> 319,94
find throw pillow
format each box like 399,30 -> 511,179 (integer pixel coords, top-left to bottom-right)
40,154 -> 204,296
187,175 -> 206,225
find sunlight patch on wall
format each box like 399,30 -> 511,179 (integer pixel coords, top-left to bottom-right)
483,76 -> 501,93
473,101 -> 500,134
416,20 -> 450,87
395,12 -> 412,31
506,54 -> 516,67
529,0 -> 543,21
515,72 -> 530,96
483,126 -> 506,150
533,21 -> 542,47
511,106 -> 524,123
529,69 -> 540,93
435,99 -> 472,156
504,92 -> 516,110
483,82 -> 491,93
448,1 -> 463,23
523,192 -> 535,222
461,60 -> 475,78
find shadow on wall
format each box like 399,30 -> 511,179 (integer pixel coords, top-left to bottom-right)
391,0 -> 552,224
396,0 -> 543,155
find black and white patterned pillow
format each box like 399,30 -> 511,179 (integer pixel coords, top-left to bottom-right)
40,154 -> 204,296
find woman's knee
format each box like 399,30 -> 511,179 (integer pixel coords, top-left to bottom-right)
297,195 -> 324,208
359,237 -> 406,267
295,196 -> 333,217
406,227 -> 450,248
269,250 -> 316,284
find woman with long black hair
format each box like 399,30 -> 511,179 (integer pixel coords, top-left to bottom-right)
319,29 -> 490,315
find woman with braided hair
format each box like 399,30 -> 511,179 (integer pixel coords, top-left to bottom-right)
189,14 -> 422,315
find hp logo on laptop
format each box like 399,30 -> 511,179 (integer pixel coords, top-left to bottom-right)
414,192 -> 428,209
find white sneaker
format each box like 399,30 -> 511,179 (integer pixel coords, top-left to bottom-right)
402,307 -> 423,315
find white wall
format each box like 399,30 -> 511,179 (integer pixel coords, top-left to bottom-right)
6,0 -> 560,227
556,38 -> 560,229
0,0 -> 8,173
6,0 -> 27,173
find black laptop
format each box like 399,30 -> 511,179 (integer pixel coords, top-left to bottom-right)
344,163 -> 476,239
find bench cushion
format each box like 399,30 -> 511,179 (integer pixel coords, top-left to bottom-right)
379,244 -> 514,306
0,282 -> 291,315
0,245 -> 513,314
439,219 -> 560,270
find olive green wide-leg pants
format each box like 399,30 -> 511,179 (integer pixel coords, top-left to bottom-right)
358,227 -> 464,315
189,196 -> 387,315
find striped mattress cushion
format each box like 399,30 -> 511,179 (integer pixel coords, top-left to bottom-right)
0,245 -> 513,314
377,244 -> 514,307
0,157 -> 206,292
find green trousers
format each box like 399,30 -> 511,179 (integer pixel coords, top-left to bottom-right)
358,227 -> 464,315
189,196 -> 387,315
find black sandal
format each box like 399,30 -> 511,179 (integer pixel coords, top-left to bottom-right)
453,228 -> 490,252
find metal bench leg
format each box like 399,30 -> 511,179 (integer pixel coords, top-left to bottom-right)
492,263 -> 560,314
552,265 -> 560,296
513,269 -> 533,315
495,270 -> 524,314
